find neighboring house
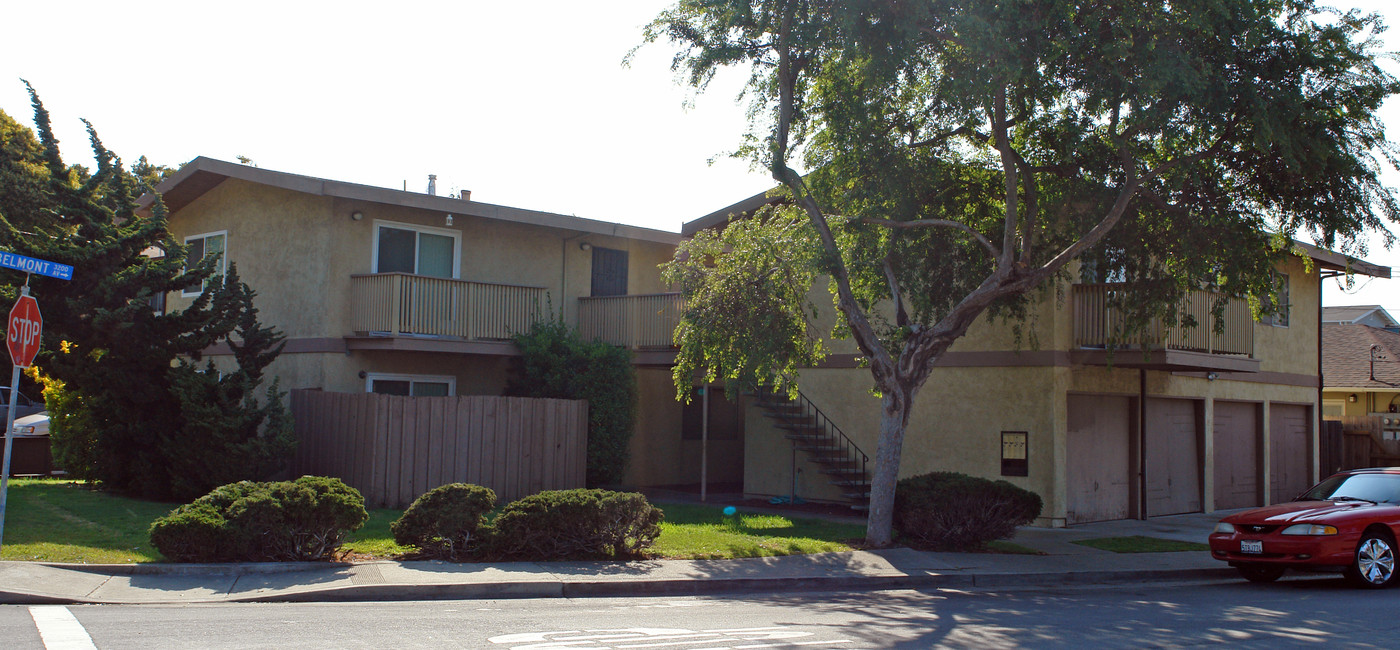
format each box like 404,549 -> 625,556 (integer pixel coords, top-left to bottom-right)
679,195 -> 1392,526
1322,322 -> 1400,419
1323,305 -> 1399,333
144,155 -> 682,406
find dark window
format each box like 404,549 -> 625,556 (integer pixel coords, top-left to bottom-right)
376,226 -> 417,274
682,387 -> 744,441
1001,431 -> 1028,477
591,247 -> 629,296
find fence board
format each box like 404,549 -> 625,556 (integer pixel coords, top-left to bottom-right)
291,390 -> 588,508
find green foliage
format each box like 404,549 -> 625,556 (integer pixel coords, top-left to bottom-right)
893,472 -> 1043,551
148,477 -> 368,563
645,0 -> 1400,546
662,204 -> 826,401
1,86 -> 293,500
36,373 -> 99,482
390,483 -> 497,560
489,489 -> 663,560
508,317 -> 637,486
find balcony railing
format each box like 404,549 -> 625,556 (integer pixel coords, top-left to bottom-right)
1073,283 -> 1254,357
351,273 -> 544,340
577,292 -> 683,348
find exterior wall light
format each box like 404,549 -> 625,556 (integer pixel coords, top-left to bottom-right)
351,211 -> 364,221
579,242 -> 592,251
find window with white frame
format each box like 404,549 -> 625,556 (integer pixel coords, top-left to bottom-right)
365,373 -> 455,397
373,221 -> 459,279
182,231 -> 227,296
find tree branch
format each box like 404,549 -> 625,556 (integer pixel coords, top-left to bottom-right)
991,85 -> 1019,270
860,217 -> 1001,260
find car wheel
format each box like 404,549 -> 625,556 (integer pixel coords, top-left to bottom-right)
1237,564 -> 1285,583
1347,530 -> 1398,588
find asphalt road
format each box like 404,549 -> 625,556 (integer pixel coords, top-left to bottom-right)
3,576 -> 1399,649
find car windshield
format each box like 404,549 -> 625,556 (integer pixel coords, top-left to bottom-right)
1298,474 -> 1400,503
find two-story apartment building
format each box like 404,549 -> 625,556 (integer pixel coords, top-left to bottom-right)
148,156 -> 682,400
149,158 -> 1391,528
681,195 -> 1392,526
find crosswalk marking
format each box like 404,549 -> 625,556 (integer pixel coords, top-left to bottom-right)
29,606 -> 98,650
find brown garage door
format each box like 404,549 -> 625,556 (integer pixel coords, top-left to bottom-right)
1067,395 -> 1131,524
1213,401 -> 1262,510
1270,404 -> 1312,504
1146,398 -> 1202,516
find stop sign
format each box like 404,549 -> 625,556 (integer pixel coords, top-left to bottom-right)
7,295 -> 41,368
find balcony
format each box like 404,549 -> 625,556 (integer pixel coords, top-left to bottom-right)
350,273 -> 544,340
577,292 -> 683,349
1071,283 -> 1258,372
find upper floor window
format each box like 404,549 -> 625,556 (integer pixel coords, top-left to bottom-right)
1260,273 -> 1290,327
373,221 -> 459,279
365,373 -> 455,397
182,231 -> 227,296
591,246 -> 629,296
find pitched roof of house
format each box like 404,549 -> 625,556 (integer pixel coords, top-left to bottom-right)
1323,323 -> 1400,389
140,156 -> 682,246
687,192 -> 1391,278
1323,305 -> 1399,327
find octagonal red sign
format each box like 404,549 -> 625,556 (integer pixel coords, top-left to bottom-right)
8,294 -> 41,368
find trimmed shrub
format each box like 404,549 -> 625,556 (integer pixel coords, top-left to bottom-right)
508,317 -> 637,487
391,483 -> 498,559
893,472 -> 1043,551
149,476 -> 368,562
488,489 -> 663,560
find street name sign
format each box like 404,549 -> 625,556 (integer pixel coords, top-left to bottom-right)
0,252 -> 73,281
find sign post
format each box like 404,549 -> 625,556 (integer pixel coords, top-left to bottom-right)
0,251 -> 67,551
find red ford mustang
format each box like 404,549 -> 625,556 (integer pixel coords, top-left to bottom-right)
1209,468 -> 1400,587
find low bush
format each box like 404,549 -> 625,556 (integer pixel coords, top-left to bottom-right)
893,471 -> 1043,551
149,476 -> 368,562
391,483 -> 497,559
488,489 -> 663,560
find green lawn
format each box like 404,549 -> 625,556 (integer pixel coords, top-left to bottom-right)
0,481 -> 867,562
648,503 -> 866,559
1071,535 -> 1210,553
0,478 -> 174,563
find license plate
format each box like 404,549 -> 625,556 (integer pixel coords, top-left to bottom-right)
1241,540 -> 1263,554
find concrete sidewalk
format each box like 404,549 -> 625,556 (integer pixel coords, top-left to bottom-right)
0,511 -> 1238,605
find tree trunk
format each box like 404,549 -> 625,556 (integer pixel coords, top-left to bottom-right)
865,384 -> 914,547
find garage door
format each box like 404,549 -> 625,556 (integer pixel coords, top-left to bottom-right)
1146,398 -> 1202,516
1213,401 -> 1262,510
1067,395 -> 1132,524
1269,404 -> 1312,504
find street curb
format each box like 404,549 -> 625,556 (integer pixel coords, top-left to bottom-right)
31,561 -> 351,577
0,566 -> 1239,605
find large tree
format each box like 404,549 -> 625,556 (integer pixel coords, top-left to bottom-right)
646,0 -> 1400,545
0,84 -> 292,500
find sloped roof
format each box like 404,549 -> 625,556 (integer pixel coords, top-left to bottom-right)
139,156 -> 682,246
1323,323 -> 1400,389
688,194 -> 1391,279
1323,305 -> 1398,327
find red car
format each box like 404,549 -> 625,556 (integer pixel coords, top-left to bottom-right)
1209,468 -> 1400,587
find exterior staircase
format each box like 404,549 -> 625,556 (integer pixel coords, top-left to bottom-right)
750,388 -> 871,511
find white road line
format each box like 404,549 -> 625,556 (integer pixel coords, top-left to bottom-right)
29,606 -> 98,650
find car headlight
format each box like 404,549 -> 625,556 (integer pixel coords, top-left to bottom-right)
1214,522 -> 1236,534
15,425 -> 34,435
1281,524 -> 1338,536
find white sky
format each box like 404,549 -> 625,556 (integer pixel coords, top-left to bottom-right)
2,0 -> 1397,311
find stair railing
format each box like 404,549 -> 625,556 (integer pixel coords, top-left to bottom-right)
757,385 -> 870,490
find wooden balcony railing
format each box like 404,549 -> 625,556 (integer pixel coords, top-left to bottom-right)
577,292 -> 683,348
1072,284 -> 1254,357
351,273 -> 544,340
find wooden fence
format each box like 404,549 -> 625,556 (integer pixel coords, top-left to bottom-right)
1332,415 -> 1400,471
290,389 -> 588,508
